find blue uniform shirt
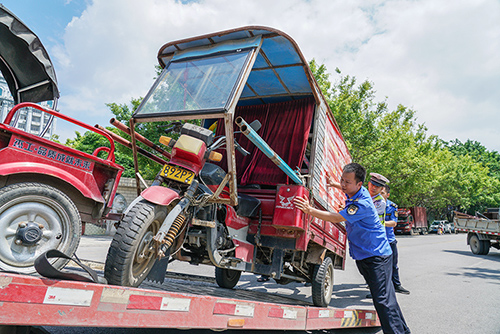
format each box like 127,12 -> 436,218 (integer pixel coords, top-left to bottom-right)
339,186 -> 392,260
385,199 -> 398,243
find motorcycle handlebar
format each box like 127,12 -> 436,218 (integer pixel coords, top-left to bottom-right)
235,140 -> 250,156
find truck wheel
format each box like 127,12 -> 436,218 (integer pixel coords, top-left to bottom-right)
215,267 -> 241,289
469,234 -> 490,255
480,240 -> 490,255
0,182 -> 81,274
105,200 -> 168,287
312,256 -> 334,307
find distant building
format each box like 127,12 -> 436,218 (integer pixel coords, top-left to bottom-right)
0,75 -> 56,139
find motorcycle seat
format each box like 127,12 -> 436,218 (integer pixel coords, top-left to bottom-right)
237,193 -> 261,218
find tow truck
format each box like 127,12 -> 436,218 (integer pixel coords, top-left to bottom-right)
0,5 -> 380,332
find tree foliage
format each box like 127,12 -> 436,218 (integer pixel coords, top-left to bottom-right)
309,59 -> 500,217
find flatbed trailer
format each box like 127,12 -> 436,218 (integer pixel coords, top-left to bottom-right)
0,271 -> 380,331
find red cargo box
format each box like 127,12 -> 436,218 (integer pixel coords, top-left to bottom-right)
273,185 -> 309,230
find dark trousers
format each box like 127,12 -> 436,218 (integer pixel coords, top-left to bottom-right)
390,241 -> 401,287
356,255 -> 410,334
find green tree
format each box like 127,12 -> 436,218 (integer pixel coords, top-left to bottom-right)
309,59 -> 500,216
446,139 -> 500,179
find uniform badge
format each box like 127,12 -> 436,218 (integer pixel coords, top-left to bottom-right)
347,204 -> 358,215
395,212 -> 398,218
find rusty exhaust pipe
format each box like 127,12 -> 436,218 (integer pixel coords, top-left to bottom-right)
110,118 -> 171,159
95,125 -> 168,165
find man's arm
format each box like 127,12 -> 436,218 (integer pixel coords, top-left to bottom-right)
293,197 -> 346,223
385,220 -> 397,227
385,204 -> 398,227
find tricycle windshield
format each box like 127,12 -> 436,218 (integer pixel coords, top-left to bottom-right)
134,50 -> 251,118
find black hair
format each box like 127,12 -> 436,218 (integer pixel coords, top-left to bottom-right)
384,184 -> 390,193
343,163 -> 366,184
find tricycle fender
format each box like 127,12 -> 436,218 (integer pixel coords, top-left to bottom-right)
141,186 -> 180,206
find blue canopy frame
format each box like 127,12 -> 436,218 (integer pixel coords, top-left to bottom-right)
155,26 -> 318,109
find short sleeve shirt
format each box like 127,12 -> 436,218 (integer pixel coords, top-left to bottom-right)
339,186 -> 392,260
385,199 -> 398,243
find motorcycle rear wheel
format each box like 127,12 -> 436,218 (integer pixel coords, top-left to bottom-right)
105,200 -> 168,287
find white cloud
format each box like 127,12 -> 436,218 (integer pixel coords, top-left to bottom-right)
51,0 -> 500,151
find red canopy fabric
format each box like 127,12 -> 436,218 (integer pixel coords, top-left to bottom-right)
216,97 -> 315,186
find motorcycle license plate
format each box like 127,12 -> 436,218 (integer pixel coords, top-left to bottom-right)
160,165 -> 194,184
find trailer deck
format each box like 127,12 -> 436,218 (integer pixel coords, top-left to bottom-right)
0,269 -> 380,331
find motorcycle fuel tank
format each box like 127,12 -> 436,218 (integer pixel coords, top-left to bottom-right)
272,185 -> 309,231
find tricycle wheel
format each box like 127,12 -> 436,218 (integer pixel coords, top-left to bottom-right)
312,256 -> 334,307
104,200 -> 168,287
215,267 -> 241,289
0,182 -> 81,274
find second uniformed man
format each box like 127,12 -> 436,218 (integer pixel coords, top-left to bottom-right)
381,185 -> 410,295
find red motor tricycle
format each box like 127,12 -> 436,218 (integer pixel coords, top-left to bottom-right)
104,26 -> 351,307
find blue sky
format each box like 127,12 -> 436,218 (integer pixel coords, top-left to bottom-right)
2,1 -> 86,46
1,0 -> 500,152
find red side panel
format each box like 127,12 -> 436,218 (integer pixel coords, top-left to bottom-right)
0,135 -> 103,202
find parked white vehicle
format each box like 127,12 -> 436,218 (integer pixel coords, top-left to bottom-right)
429,220 -> 451,234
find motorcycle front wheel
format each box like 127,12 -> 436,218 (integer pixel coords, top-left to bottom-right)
104,200 -> 169,287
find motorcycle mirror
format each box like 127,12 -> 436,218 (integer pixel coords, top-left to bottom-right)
158,121 -> 183,134
249,120 -> 261,132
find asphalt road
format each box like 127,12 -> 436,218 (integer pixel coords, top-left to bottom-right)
38,232 -> 500,334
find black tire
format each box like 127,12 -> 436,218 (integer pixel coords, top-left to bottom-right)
0,182 -> 81,274
312,256 -> 334,307
105,200 -> 168,287
215,267 -> 241,289
469,234 -> 489,255
480,240 -> 491,255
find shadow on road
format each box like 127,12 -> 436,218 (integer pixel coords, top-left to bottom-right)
447,266 -> 500,283
443,249 -> 500,263
331,283 -> 374,308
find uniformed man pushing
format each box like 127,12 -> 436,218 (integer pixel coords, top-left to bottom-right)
294,163 -> 410,334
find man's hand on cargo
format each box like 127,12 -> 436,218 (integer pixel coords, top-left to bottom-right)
293,196 -> 346,224
326,171 -> 341,190
293,196 -> 311,214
